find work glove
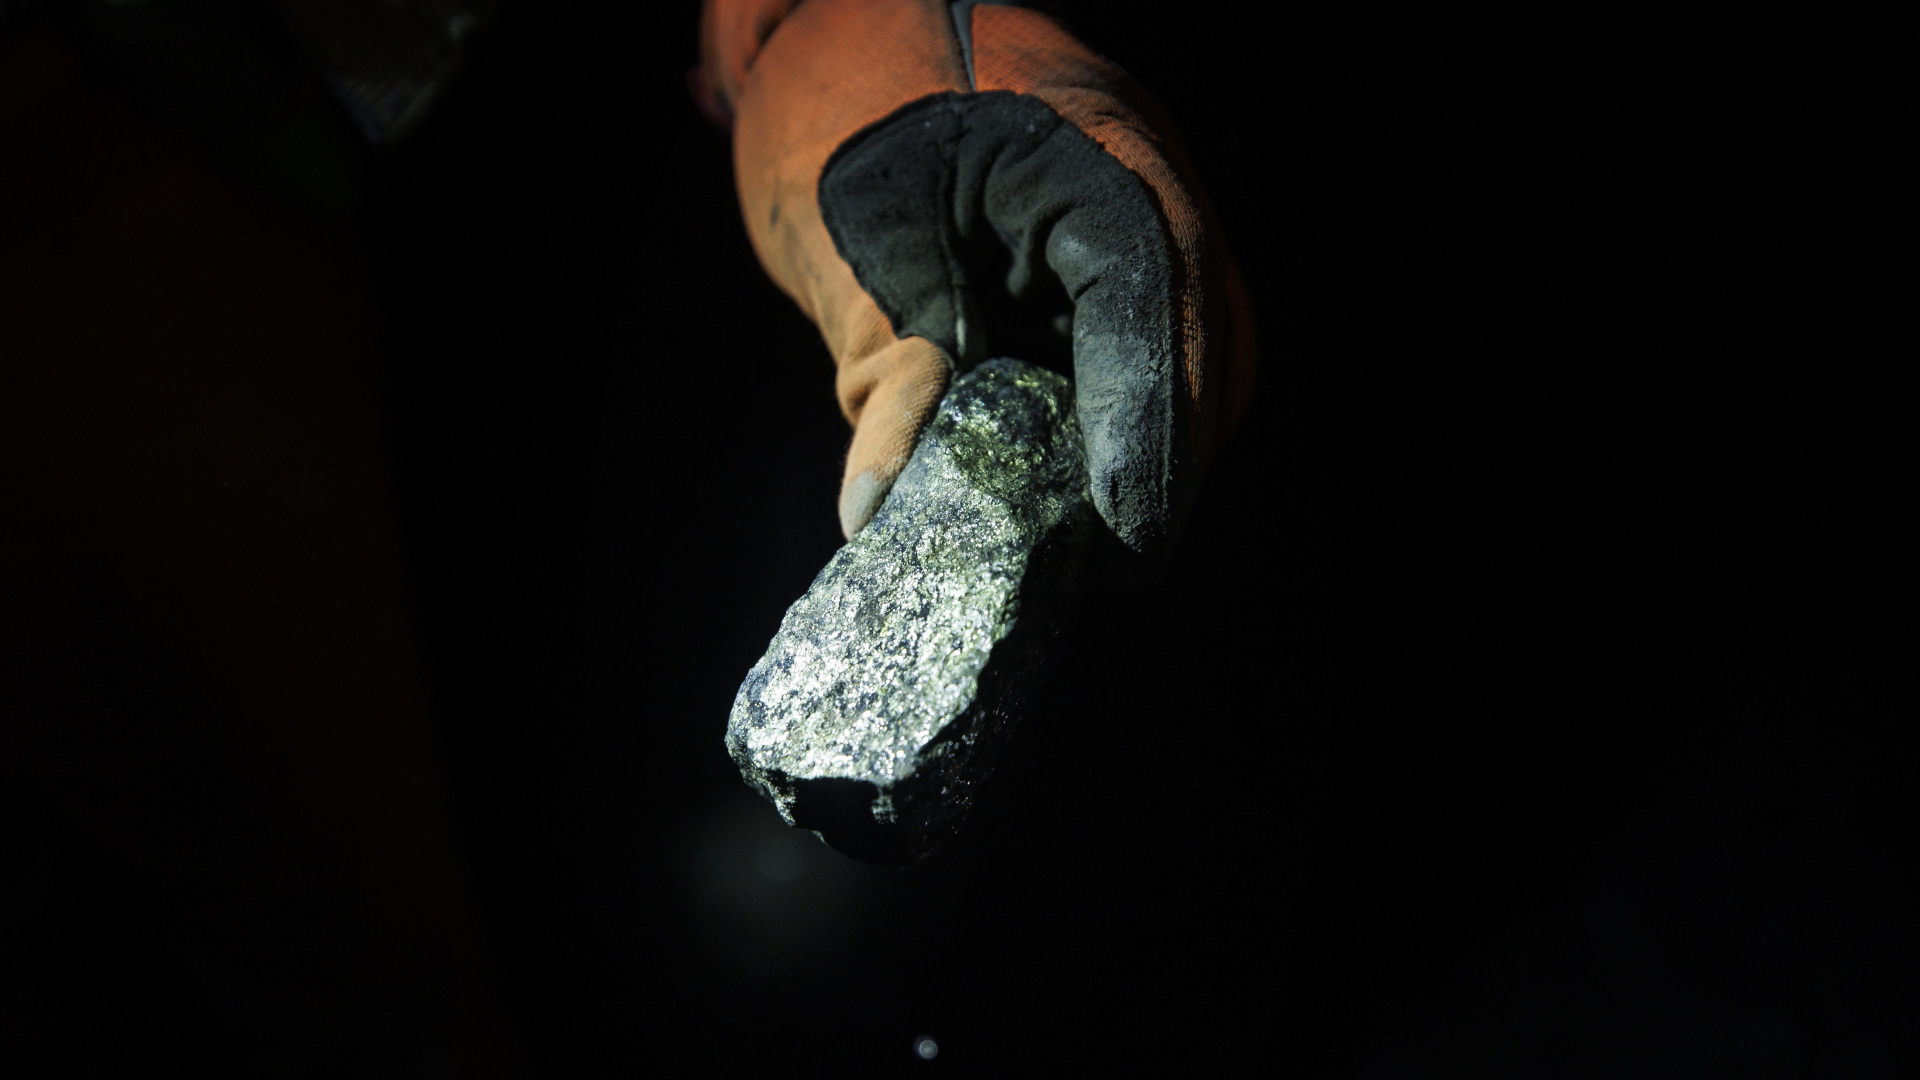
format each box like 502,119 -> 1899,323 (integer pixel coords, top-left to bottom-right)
699,0 -> 1256,568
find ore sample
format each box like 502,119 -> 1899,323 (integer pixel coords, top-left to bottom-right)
726,358 -> 1091,864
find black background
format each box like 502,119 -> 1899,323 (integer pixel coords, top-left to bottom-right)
4,1 -> 1908,1075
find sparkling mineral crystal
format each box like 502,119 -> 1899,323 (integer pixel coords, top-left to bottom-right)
726,358 -> 1091,864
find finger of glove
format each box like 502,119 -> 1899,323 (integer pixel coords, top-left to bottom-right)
969,105 -> 1190,561
1049,199 -> 1187,563
836,335 -> 951,539
967,5 -> 1256,567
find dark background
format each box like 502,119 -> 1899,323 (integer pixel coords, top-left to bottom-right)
3,1 -> 1908,1075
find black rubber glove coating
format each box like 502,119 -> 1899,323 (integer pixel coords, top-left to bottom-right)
819,91 -> 1193,564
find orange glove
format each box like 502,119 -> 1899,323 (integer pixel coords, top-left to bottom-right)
700,0 -> 1255,563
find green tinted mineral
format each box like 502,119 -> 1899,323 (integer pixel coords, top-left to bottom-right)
726,359 -> 1090,864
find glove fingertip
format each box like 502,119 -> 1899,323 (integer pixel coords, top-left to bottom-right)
836,336 -> 951,539
839,467 -> 889,540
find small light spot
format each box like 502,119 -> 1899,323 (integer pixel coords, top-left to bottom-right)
913,1035 -> 939,1060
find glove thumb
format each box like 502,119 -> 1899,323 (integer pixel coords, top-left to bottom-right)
835,335 -> 951,539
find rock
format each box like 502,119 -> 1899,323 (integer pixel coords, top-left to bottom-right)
726,358 -> 1091,864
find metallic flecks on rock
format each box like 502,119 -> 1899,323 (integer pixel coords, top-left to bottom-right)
726,358 -> 1090,864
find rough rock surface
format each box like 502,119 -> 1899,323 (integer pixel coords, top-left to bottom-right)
726,358 -> 1090,864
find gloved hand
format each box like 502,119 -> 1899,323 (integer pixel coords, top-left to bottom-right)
699,0 -> 1255,568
